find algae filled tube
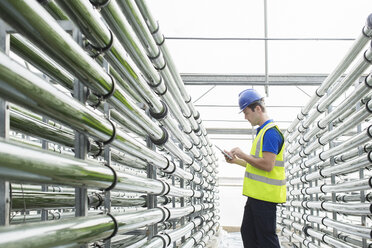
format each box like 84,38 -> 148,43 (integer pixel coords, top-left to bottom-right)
0,208 -> 167,247
87,0 -> 210,157
116,0 -> 210,144
0,0 -> 166,143
0,51 -> 173,170
52,0 -> 213,172
0,139 -> 205,198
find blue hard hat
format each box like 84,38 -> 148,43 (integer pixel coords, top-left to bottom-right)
238,89 -> 262,112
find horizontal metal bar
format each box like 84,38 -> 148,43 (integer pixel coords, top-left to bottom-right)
181,73 -> 333,85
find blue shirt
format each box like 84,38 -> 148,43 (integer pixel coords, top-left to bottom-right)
256,120 -> 284,155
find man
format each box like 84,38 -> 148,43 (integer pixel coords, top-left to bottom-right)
224,89 -> 286,248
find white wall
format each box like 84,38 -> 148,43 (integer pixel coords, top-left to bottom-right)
217,186 -> 247,227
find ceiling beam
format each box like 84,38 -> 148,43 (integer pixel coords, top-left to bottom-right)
181,73 -> 333,86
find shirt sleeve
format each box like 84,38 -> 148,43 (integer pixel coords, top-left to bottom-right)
262,128 -> 284,154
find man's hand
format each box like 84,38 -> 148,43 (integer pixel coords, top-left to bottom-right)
224,148 -> 247,168
230,147 -> 245,159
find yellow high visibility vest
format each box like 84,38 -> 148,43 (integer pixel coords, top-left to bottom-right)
242,122 -> 286,203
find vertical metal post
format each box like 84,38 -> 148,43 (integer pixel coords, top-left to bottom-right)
0,19 -> 11,226
72,26 -> 89,219
102,59 -> 112,248
104,104 -> 112,248
179,144 -> 185,243
263,0 -> 269,96
327,96 -> 337,239
146,136 -> 157,238
41,115 -> 49,221
356,79 -> 366,248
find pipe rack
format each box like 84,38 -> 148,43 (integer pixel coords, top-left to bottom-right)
0,0 -> 219,247
281,13 -> 372,248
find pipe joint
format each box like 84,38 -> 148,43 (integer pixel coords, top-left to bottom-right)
93,73 -> 116,104
153,234 -> 169,248
157,180 -> 170,196
366,100 -> 372,113
87,29 -> 114,58
103,162 -> 117,192
364,74 -> 372,88
103,213 -> 118,241
102,118 -> 116,146
303,225 -> 312,237
150,126 -> 169,146
157,206 -> 171,222
149,75 -> 163,88
319,184 -> 327,193
149,101 -> 168,120
364,49 -> 372,64
364,14 -> 372,35
367,125 -> 372,138
317,120 -> 326,130
162,158 -> 176,174
92,141 -> 103,158
89,0 -> 111,8
368,151 -> 372,163
194,110 -> 201,120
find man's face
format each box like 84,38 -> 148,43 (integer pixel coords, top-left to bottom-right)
243,106 -> 258,126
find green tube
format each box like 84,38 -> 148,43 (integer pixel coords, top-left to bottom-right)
39,0 -> 69,20
0,51 -> 169,168
11,191 -> 146,210
0,0 -> 164,141
10,34 -> 74,90
0,139 -> 115,189
55,0 -> 165,115
0,215 -> 115,247
10,109 -> 75,148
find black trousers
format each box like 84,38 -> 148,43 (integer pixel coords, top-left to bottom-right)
240,197 -> 280,248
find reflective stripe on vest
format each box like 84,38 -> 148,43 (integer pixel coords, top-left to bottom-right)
245,171 -> 286,186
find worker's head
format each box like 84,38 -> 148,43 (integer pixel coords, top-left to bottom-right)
238,89 -> 265,113
239,89 -> 266,126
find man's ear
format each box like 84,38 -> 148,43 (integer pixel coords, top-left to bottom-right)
255,105 -> 261,112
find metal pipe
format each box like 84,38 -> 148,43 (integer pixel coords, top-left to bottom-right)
117,0 -> 205,136
0,139 -> 204,198
1,208 -> 168,247
285,13 -> 372,135
54,1 -> 206,161
55,0 -> 215,173
302,74 -> 372,142
11,190 -> 147,210
38,0 -> 69,20
0,0 -> 166,142
289,125 -> 372,167
302,200 -> 371,215
10,34 -> 74,90
135,0 -> 204,122
91,0 -> 209,156
111,235 -> 148,248
299,45 -> 372,133
55,0 -> 165,117
0,51 -> 181,174
0,214 -> 115,247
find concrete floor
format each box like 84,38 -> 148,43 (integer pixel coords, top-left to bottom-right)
207,227 -> 293,248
